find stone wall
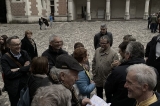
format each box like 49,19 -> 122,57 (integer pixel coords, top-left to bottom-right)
10,2 -> 25,16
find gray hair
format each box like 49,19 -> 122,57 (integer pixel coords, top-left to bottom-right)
50,67 -> 70,81
31,84 -> 72,106
100,23 -> 107,28
49,34 -> 58,43
100,35 -> 111,44
125,41 -> 144,59
126,64 -> 157,90
6,36 -> 19,45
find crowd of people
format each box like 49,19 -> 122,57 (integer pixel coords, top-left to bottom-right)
0,22 -> 160,106
148,11 -> 160,33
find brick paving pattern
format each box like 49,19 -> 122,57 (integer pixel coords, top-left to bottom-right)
0,21 -> 158,105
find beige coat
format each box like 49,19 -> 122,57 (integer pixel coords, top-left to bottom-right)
92,47 -> 119,87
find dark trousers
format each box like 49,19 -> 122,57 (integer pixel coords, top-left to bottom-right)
159,23 -> 160,33
151,23 -> 157,33
96,86 -> 103,99
8,91 -> 20,106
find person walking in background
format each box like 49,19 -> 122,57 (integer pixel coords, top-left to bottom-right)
21,30 -> 38,60
150,13 -> 157,33
41,17 -> 49,30
148,15 -> 152,29
49,13 -> 54,28
39,18 -> 43,30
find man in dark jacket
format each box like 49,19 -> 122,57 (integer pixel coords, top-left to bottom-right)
42,35 -> 68,71
94,23 -> 113,49
1,36 -> 30,106
105,41 -> 145,106
145,34 -> 160,92
125,64 -> 160,106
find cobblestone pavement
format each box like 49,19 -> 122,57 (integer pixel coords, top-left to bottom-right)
0,21 -> 159,105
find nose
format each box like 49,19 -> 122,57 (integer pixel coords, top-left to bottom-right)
124,82 -> 128,88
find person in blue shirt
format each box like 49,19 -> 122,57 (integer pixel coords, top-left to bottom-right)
73,47 -> 95,98
49,13 -> 54,28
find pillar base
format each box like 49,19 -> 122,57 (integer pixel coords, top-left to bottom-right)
87,13 -> 91,20
124,14 -> 130,20
68,13 -> 72,21
143,14 -> 148,20
105,13 -> 110,20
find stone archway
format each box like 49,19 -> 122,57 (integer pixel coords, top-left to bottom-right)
0,0 -> 7,23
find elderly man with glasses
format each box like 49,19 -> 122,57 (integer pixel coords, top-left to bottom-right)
1,36 -> 30,106
42,34 -> 68,71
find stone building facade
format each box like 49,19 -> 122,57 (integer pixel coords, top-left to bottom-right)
0,0 -> 160,23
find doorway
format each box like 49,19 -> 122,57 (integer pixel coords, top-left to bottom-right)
0,0 -> 7,23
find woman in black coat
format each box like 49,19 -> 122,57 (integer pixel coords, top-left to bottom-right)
21,30 -> 38,60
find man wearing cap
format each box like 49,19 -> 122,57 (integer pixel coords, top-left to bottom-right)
94,23 -> 113,50
42,34 -> 68,71
48,54 -> 92,106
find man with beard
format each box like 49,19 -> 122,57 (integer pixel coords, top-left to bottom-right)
94,23 -> 113,50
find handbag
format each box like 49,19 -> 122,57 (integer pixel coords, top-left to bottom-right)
17,76 -> 31,106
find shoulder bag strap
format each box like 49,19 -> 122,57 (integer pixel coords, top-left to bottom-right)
6,52 -> 22,67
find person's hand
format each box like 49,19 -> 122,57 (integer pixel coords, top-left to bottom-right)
111,60 -> 120,68
11,68 -> 19,72
91,80 -> 95,84
82,98 -> 92,106
24,61 -> 30,66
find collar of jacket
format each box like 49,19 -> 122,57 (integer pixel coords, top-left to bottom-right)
48,45 -> 63,54
100,31 -> 108,36
120,58 -> 145,66
33,74 -> 47,78
99,46 -> 111,55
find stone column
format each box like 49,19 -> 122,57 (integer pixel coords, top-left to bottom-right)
105,0 -> 110,20
54,0 -> 58,16
87,0 -> 91,20
143,0 -> 150,19
5,0 -> 12,23
68,0 -> 73,21
124,0 -> 130,20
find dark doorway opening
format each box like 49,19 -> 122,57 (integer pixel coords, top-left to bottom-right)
0,0 -> 7,23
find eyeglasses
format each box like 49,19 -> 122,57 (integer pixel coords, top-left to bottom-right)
53,41 -> 63,44
11,43 -> 21,47
99,42 -> 108,45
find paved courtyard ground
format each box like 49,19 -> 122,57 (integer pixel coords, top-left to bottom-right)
0,20 -> 159,105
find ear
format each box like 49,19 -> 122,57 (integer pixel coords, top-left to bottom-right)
142,83 -> 149,91
60,72 -> 66,81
